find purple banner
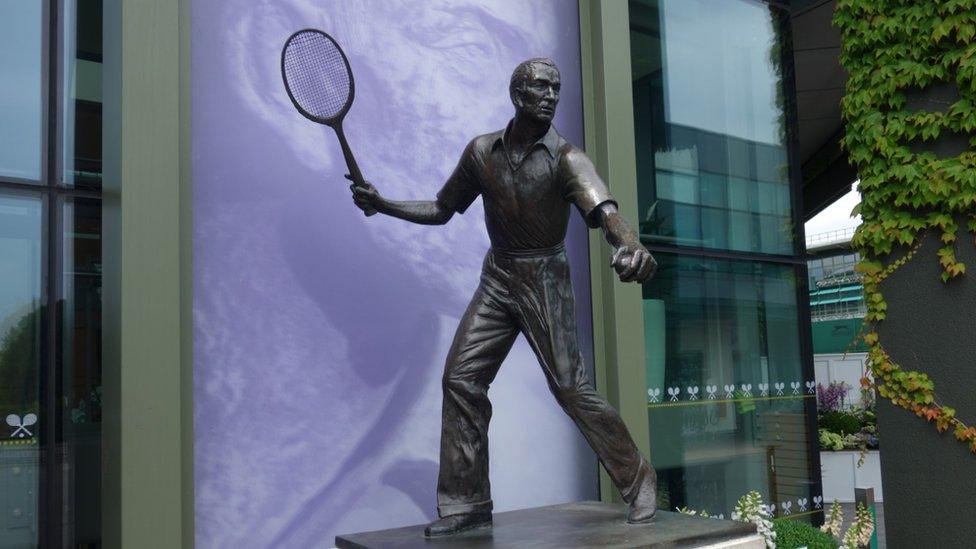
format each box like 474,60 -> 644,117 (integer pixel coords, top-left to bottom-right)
192,1 -> 596,546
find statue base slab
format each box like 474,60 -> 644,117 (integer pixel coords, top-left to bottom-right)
335,501 -> 763,548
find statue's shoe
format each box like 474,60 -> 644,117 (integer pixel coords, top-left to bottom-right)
423,511 -> 493,538
627,467 -> 658,524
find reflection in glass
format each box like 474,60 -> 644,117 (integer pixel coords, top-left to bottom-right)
0,194 -> 43,548
643,254 -> 816,516
62,0 -> 103,188
61,197 -> 102,545
631,0 -> 794,255
0,2 -> 43,181
807,251 -> 866,354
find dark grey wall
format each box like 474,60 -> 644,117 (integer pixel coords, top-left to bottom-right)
876,219 -> 976,548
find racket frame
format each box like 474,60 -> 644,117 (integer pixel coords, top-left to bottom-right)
281,28 -> 374,215
281,28 -> 356,126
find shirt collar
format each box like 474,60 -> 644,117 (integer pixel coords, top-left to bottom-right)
492,119 -> 560,158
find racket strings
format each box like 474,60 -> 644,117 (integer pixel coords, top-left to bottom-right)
283,32 -> 351,121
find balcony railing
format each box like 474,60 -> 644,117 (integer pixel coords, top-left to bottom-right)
805,227 -> 857,248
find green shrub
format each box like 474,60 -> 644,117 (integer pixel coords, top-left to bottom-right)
819,411 -> 861,435
773,518 -> 839,549
819,429 -> 846,451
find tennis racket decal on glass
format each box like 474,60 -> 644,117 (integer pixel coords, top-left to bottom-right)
281,28 -> 376,216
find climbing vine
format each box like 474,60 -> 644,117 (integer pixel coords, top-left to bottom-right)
835,0 -> 976,453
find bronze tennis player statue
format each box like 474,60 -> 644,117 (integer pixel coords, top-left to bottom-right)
349,58 -> 658,538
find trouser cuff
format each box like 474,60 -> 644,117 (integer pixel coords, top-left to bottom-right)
621,458 -> 651,503
438,499 -> 493,518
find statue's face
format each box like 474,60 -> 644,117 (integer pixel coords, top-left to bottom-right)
513,64 -> 560,123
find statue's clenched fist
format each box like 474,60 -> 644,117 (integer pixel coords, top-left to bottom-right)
346,173 -> 379,216
611,244 -> 657,283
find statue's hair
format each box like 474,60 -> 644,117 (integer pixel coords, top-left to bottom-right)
509,58 -> 559,100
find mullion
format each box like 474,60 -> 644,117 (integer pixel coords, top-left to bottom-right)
42,180 -> 63,549
40,0 -> 64,546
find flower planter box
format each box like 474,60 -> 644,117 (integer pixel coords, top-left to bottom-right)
819,450 -> 883,503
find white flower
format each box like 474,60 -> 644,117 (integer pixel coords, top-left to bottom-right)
732,491 -> 776,549
841,502 -> 875,548
821,500 -> 843,537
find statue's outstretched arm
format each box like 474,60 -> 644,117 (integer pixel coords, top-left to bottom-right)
348,175 -> 455,225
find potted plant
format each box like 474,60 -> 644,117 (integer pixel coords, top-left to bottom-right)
817,382 -> 883,502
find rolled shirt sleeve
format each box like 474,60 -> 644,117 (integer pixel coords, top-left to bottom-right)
560,145 -> 617,228
436,139 -> 482,214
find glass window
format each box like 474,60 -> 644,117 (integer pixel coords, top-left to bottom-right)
0,2 -> 43,181
1,2 -> 104,543
632,0 -> 816,518
0,193 -> 43,548
643,253 -> 816,516
62,0 -> 103,188
631,0 -> 794,255
61,197 -> 102,544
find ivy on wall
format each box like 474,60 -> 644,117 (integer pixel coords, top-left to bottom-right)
835,0 -> 976,453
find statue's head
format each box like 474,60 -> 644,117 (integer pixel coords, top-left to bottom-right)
509,58 -> 560,123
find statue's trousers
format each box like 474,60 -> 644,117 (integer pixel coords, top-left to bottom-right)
436,243 -> 651,517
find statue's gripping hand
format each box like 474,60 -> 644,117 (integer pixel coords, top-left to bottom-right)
594,202 -> 656,283
346,174 -> 380,216
611,244 -> 657,283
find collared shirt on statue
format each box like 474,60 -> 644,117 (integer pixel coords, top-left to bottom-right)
436,120 -> 616,251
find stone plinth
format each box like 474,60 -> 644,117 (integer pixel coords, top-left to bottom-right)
335,501 -> 763,548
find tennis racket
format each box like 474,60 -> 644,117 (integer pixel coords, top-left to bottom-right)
281,29 -> 376,216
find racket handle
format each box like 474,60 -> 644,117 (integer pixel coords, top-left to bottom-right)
333,121 -> 366,188
334,122 -> 377,217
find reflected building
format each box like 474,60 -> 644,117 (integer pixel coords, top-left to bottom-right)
806,228 -> 868,406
